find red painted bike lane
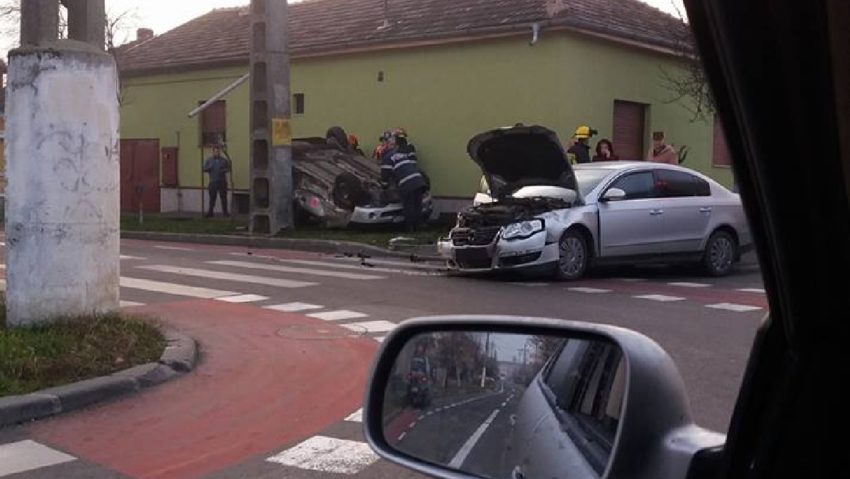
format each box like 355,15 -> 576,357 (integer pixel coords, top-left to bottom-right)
27,299 -> 379,479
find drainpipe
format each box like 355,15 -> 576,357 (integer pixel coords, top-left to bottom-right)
530,22 -> 541,46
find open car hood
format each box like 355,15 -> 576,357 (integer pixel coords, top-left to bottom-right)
467,125 -> 578,198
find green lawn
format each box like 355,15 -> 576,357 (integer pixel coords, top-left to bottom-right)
0,309 -> 165,397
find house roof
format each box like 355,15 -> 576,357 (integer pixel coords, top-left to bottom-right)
118,0 -> 690,76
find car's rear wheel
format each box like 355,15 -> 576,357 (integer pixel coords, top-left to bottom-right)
703,230 -> 737,276
555,230 -> 588,281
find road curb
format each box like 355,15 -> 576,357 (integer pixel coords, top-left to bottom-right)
121,231 -> 444,262
0,328 -> 197,429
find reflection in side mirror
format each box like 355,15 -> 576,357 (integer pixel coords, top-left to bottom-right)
380,331 -> 624,479
601,188 -> 627,202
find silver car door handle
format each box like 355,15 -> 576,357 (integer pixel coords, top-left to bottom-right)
699,207 -> 713,213
650,209 -> 664,216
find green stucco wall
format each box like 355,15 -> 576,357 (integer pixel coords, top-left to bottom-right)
120,30 -> 733,199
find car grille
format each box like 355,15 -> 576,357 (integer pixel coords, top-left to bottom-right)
455,248 -> 493,269
500,252 -> 543,267
451,226 -> 501,246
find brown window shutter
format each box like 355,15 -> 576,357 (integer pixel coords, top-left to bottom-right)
713,116 -> 732,167
613,100 -> 647,161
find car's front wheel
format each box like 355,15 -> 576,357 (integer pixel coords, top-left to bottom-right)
703,230 -> 737,276
555,230 -> 589,281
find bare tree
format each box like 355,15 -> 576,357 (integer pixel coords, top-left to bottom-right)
658,1 -> 715,123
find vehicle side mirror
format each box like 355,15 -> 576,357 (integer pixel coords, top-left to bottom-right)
601,188 -> 627,202
363,316 -> 725,479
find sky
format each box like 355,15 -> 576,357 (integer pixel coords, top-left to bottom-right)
2,0 -> 686,53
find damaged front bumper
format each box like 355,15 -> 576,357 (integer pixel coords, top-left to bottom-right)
438,228 -> 558,272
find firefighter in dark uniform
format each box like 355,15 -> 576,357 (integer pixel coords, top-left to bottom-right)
381,129 -> 427,231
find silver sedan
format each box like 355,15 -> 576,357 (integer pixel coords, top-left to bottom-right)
438,126 -> 752,280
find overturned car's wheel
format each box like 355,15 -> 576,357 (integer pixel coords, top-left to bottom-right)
333,173 -> 365,210
555,230 -> 589,281
703,229 -> 737,276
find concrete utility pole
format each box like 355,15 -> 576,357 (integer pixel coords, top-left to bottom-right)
249,0 -> 293,234
6,0 -> 119,327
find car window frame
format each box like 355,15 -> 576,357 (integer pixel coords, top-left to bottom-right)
604,170 -> 659,201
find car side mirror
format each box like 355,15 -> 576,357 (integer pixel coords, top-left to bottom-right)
601,188 -> 627,202
363,316 -> 725,479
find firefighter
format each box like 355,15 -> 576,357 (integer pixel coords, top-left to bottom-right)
381,129 -> 427,232
567,125 -> 597,164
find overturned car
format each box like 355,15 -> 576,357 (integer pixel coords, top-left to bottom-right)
292,129 -> 433,227
439,125 -> 750,280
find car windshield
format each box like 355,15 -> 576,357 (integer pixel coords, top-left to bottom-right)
575,168 -> 614,197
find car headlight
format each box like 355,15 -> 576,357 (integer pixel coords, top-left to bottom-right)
502,219 -> 545,240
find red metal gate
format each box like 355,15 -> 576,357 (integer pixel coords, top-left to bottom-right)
121,139 -> 161,213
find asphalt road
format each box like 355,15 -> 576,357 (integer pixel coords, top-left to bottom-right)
0,238 -> 765,478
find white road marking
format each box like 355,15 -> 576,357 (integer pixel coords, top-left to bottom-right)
738,288 -> 766,294
120,255 -> 145,260
398,432 -> 407,441
208,260 -> 385,281
269,258 -> 434,276
341,320 -> 397,333
120,277 -> 237,298
374,336 -> 387,343
266,436 -> 379,474
215,294 -> 269,303
0,264 -> 5,269
0,241 -> 5,246
345,409 -> 363,423
706,303 -> 764,312
448,409 -> 501,469
153,245 -> 193,251
634,294 -> 686,302
568,287 -> 611,294
0,279 -> 5,291
264,302 -> 324,313
668,282 -> 711,288
138,265 -> 317,289
0,440 -> 76,477
334,256 -> 447,270
308,310 -> 369,321
119,300 -> 144,307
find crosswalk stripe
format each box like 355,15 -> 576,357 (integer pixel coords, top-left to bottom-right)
153,245 -> 193,251
341,320 -> 398,333
333,256 -> 447,270
208,260 -> 386,281
307,310 -> 369,321
345,409 -> 363,423
634,294 -> 686,302
0,440 -> 76,477
138,265 -> 317,288
668,282 -> 711,288
265,258 -> 433,276
737,288 -> 766,294
266,436 -> 379,474
706,303 -> 763,312
215,294 -> 269,303
120,300 -> 145,307
120,277 -> 237,298
568,287 -> 611,294
264,302 -> 324,313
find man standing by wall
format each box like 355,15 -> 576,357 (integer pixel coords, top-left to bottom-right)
204,144 -> 231,217
647,131 -> 680,165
